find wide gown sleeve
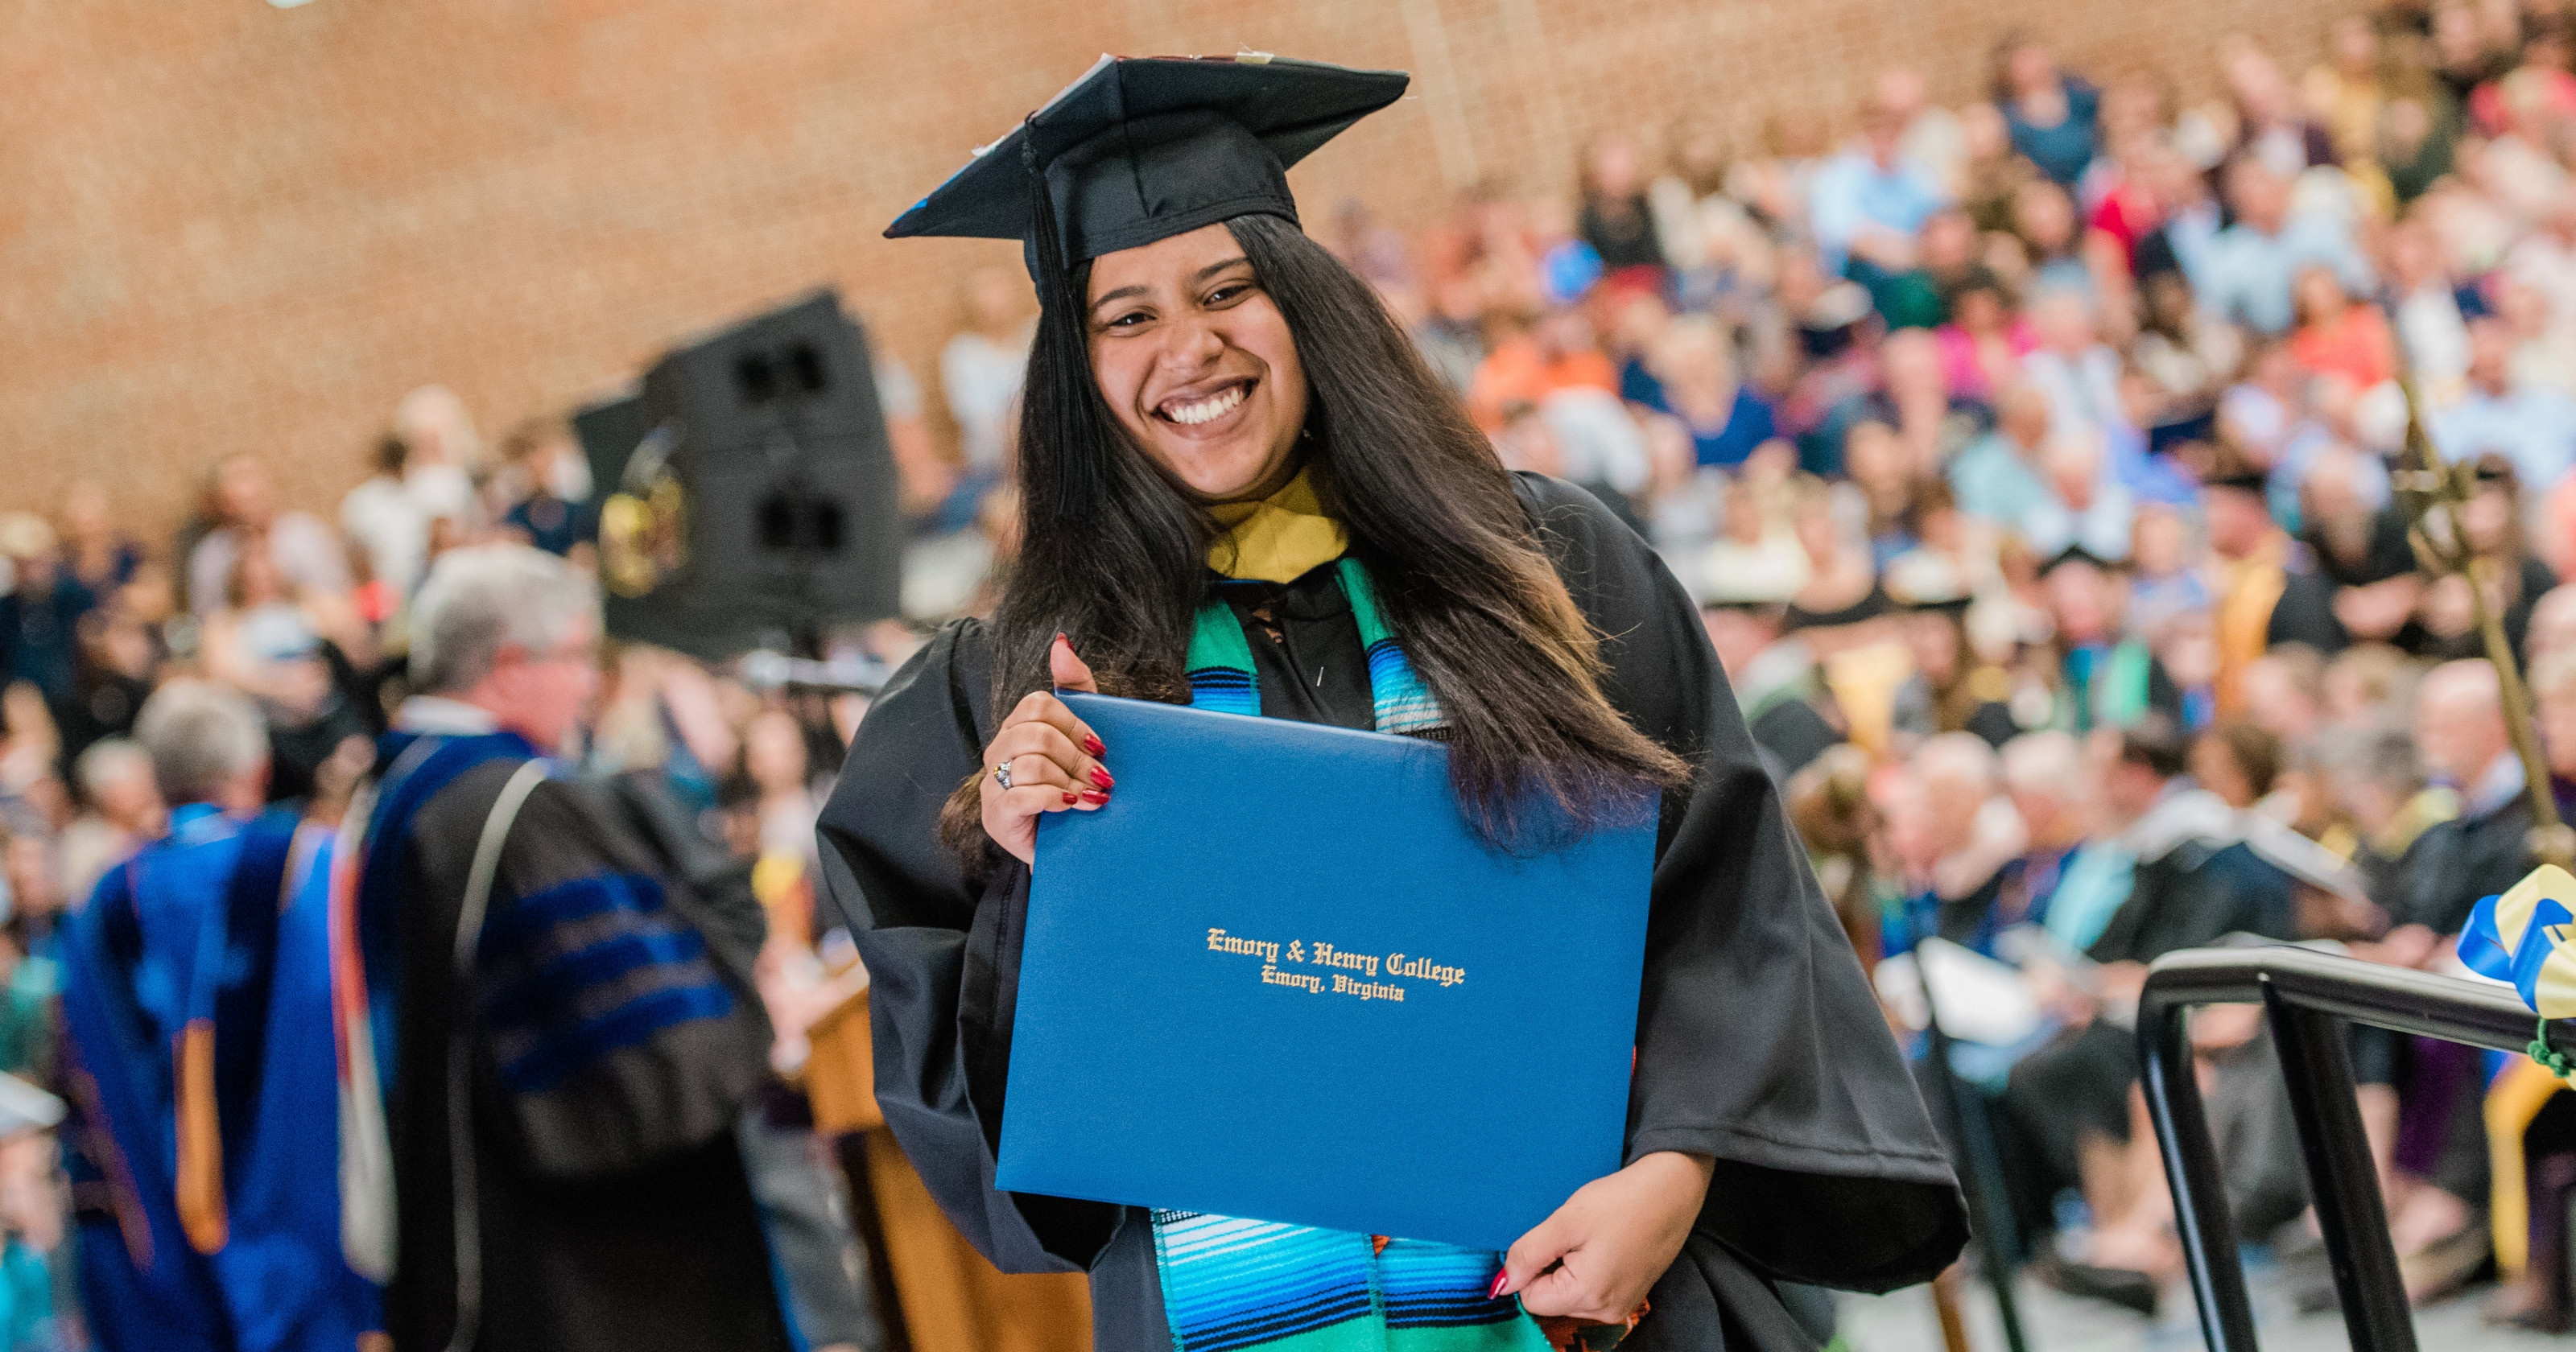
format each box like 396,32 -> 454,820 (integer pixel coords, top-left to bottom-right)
1515,474 -> 1967,1295
813,620 -> 1121,1273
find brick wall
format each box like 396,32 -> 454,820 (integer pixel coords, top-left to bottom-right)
0,0 -> 2367,538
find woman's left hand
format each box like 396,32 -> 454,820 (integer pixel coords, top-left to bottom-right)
1495,1150 -> 1714,1323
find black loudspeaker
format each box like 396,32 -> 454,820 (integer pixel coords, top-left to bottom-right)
578,290 -> 902,661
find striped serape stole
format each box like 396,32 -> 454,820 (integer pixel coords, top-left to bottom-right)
1151,1212 -> 1544,1352
1166,558 -> 1544,1349
1185,557 -> 1442,734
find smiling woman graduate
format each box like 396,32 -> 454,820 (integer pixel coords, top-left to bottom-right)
817,54 -> 1966,1351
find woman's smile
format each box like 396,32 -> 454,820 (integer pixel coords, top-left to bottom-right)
1156,377 -> 1254,429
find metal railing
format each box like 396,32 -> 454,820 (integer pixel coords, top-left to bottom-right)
2138,946 -> 2562,1352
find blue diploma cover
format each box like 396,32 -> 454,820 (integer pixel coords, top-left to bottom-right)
996,693 -> 1655,1251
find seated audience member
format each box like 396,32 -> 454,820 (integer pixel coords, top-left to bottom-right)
2413,455 -> 2559,663
2332,725 -> 2458,931
1492,401 -> 1644,534
1934,266 -> 2034,400
2321,642 -> 2420,729
2021,288 -> 2125,443
390,384 -> 483,540
1808,99 -> 1951,275
2408,659 -> 2537,934
1889,587 -> 2015,751
2238,645 -> 2328,746
2286,263 -> 2396,386
1782,480 -> 1889,638
1646,315 -> 1777,469
2206,458 -> 2343,713
1996,730 -> 2095,936
2430,319 -> 2576,491
1575,132 -> 1670,278
2022,433 -> 2134,563
0,514 -> 92,706
1948,383 -> 2056,525
188,454 -> 350,618
199,542 -> 375,805
2130,269 -> 2244,426
939,263 -> 1034,517
497,417 -> 600,567
1788,744 -> 1886,967
1694,470 -> 1810,605
1885,732 -> 2027,957
1844,421 -> 1930,568
58,481 -> 142,600
2039,546 -> 2183,734
2125,503 -> 2208,635
2191,719 -> 2282,810
1872,326 -> 1990,471
1700,600 -> 1844,784
55,737 -> 163,906
2531,584 -> 2576,669
1467,306 -> 1618,429
2301,451 -> 2422,647
2201,159 -> 2375,336
1996,36 -> 2103,188
2539,649 -> 2576,827
339,433 -> 433,603
1780,282 -> 1888,476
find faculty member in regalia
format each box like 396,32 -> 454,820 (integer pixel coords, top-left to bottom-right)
819,55 -> 1967,1351
64,680 -> 378,1352
337,545 -> 789,1352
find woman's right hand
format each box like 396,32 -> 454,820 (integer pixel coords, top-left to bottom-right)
980,634 -> 1114,865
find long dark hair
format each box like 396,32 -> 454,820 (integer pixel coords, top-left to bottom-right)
947,212 -> 1688,856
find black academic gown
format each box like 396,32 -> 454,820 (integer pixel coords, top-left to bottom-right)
367,746 -> 789,1352
818,475 -> 1967,1351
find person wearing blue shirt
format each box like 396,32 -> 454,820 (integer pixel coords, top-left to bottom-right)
1997,43 -> 2101,187
1809,107 -> 1951,277
2431,320 -> 2576,489
1949,385 -> 2058,526
1642,315 -> 1779,469
2201,161 -> 2376,335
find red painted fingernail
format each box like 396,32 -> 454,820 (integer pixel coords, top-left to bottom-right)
1055,631 -> 1070,646
1089,766 -> 1115,789
1081,733 -> 1106,756
1486,1271 -> 1509,1301
1080,789 -> 1109,804
1063,792 -> 1080,804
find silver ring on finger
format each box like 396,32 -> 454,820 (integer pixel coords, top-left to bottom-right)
993,757 -> 1014,790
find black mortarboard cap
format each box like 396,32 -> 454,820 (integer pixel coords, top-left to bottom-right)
886,55 -> 1409,278
2202,464 -> 2268,493
2037,543 -> 2124,577
2146,408 -> 2217,458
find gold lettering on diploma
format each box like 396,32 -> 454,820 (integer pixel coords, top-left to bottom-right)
1201,928 -> 1468,1004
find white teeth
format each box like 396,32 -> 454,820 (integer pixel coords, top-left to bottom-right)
1164,385 -> 1245,426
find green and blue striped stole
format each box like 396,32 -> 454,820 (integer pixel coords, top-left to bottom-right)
1158,556 -> 1542,1351
1183,557 -> 1442,735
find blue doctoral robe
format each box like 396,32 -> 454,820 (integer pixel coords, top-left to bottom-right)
62,804 -> 382,1352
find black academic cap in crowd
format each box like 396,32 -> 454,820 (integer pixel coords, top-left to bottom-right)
885,55 -> 1409,277
2037,543 -> 2124,577
2202,464 -> 2269,493
1698,595 -> 1791,618
2146,408 -> 2217,458
1899,592 -> 1975,616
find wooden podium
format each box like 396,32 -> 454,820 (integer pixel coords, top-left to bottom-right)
803,987 -> 1094,1352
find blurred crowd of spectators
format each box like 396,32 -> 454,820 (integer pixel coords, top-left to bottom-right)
15,2 -> 2576,1342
